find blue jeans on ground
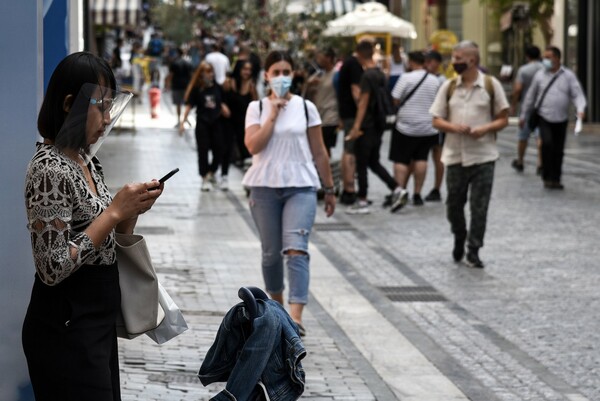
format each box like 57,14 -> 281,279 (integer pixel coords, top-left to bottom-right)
249,187 -> 317,304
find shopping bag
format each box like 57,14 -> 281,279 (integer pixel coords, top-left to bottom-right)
145,283 -> 189,344
115,233 -> 165,339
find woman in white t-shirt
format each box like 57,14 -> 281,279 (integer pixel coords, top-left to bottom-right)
243,51 -> 336,336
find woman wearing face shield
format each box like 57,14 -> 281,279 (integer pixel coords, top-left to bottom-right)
22,52 -> 163,400
243,51 -> 336,336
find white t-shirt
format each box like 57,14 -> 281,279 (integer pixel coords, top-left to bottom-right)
242,95 -> 322,188
205,51 -> 230,85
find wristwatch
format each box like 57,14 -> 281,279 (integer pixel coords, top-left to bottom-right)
323,186 -> 335,195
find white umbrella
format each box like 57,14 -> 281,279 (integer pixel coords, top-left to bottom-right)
322,1 -> 417,39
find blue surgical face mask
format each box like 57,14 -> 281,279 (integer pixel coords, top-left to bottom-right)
542,58 -> 553,70
269,75 -> 292,98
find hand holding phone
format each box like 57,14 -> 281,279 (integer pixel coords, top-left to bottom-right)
148,168 -> 179,191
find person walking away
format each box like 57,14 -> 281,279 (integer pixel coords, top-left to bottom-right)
344,40 -> 403,215
222,62 -> 258,186
519,46 -> 586,189
22,51 -> 164,400
423,50 -> 447,201
305,47 -> 339,157
205,43 -> 230,86
336,47 -> 364,205
243,51 -> 336,336
430,41 -> 509,268
510,45 -> 544,174
387,43 -> 406,93
165,48 -> 193,128
389,51 -> 441,212
180,62 -> 230,191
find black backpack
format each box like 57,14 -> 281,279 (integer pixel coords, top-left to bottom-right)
373,76 -> 395,131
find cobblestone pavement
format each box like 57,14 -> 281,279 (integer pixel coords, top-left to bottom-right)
101,99 -> 600,400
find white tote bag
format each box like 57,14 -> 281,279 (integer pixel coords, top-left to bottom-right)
115,233 -> 164,339
145,283 -> 189,344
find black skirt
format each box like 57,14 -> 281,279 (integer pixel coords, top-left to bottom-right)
22,262 -> 122,401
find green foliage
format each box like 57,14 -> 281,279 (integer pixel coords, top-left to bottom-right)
206,0 -> 338,59
476,0 -> 555,44
152,4 -> 195,46
477,0 -> 554,19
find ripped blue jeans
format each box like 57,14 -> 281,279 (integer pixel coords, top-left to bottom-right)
249,187 -> 317,304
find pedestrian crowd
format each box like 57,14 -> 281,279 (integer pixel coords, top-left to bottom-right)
107,30 -> 587,274
19,23 -> 587,399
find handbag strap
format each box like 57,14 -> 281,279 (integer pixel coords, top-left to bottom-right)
398,71 -> 429,108
535,70 -> 562,109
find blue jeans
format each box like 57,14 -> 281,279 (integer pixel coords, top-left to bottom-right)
249,187 -> 317,304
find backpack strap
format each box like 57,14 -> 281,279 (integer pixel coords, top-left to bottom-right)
303,98 -> 308,131
484,74 -> 495,118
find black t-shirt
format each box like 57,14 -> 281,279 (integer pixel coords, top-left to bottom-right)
187,83 -> 222,123
359,67 -> 386,130
169,58 -> 193,90
337,56 -> 363,119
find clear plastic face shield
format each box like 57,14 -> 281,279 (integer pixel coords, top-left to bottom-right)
54,83 -> 133,163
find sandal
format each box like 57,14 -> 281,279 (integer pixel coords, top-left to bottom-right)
295,322 -> 306,337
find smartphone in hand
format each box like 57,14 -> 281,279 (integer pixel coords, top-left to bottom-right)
148,168 -> 179,191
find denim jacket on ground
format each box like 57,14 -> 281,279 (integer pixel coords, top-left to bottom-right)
198,299 -> 306,401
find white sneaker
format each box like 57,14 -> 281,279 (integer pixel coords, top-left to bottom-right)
346,200 -> 370,215
220,176 -> 229,191
390,188 -> 408,213
208,173 -> 218,189
201,179 -> 211,192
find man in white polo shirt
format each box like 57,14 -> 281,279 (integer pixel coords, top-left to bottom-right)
429,41 -> 509,268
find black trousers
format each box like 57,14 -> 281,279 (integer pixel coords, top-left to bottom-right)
538,118 -> 568,183
355,128 -> 397,199
220,117 -> 235,176
22,263 -> 121,401
195,119 -> 223,177
446,162 -> 495,250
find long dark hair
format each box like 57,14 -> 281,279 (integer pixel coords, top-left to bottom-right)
264,51 -> 295,72
184,62 -> 214,103
37,52 -> 116,141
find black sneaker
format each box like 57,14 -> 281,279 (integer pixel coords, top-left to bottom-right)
466,248 -> 484,268
424,188 -> 441,202
413,193 -> 424,206
511,159 -> 524,172
382,193 -> 393,207
340,191 -> 357,205
452,235 -> 466,262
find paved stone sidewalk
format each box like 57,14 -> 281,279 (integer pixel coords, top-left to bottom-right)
99,96 -> 600,400
102,126 -> 383,400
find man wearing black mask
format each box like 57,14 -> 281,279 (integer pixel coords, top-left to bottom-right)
429,41 -> 509,268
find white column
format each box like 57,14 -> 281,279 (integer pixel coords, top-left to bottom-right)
69,0 -> 85,52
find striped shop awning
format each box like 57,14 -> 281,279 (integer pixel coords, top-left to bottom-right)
91,0 -> 142,26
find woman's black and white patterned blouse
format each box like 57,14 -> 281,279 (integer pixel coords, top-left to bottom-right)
25,143 -> 115,286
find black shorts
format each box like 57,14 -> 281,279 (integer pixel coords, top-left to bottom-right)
322,125 -> 338,149
389,129 -> 438,164
342,118 -> 356,154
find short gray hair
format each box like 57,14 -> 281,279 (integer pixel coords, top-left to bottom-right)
453,40 -> 480,62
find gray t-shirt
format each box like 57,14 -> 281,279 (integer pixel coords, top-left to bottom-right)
516,61 -> 544,100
